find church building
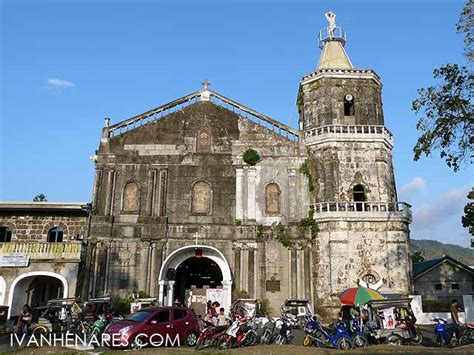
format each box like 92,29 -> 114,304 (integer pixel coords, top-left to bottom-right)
83,13 -> 412,316
0,13 -> 412,318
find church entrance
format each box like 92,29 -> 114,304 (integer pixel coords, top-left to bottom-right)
158,245 -> 232,316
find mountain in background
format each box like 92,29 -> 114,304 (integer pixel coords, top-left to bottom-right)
411,239 -> 474,266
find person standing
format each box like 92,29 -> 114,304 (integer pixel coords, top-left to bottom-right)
217,307 -> 228,326
17,304 -> 32,336
450,299 -> 461,339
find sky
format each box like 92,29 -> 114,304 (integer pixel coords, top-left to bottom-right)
0,0 -> 472,247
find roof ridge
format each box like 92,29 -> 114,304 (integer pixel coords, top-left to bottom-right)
107,89 -> 300,141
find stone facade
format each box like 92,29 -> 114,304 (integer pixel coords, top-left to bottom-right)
0,203 -> 89,317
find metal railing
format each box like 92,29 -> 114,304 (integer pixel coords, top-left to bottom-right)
305,125 -> 393,139
0,242 -> 82,260
310,201 -> 412,219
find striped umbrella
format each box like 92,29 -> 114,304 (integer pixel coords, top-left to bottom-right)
339,287 -> 385,306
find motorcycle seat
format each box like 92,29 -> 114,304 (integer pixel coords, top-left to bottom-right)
214,325 -> 228,332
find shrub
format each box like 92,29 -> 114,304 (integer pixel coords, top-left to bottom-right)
243,149 -> 260,166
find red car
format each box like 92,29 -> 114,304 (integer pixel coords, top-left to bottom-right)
104,306 -> 200,350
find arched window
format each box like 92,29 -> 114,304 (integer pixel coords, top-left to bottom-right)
196,127 -> 212,153
122,181 -> 140,213
265,183 -> 280,214
353,184 -> 366,211
0,227 -> 12,242
191,180 -> 212,214
47,227 -> 63,243
344,94 -> 355,116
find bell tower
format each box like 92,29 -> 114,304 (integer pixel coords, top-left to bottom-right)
298,12 -> 412,316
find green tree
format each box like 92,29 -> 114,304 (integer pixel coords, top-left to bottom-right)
33,193 -> 47,202
412,0 -> 473,172
462,188 -> 474,235
411,251 -> 425,264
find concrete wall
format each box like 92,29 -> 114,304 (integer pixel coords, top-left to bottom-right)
411,295 -> 473,324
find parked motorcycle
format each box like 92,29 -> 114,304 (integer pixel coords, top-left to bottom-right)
273,317 -> 293,345
460,322 -> 474,346
303,317 -> 352,350
348,317 -> 368,348
432,318 -> 458,347
217,316 -> 257,349
196,321 -> 228,350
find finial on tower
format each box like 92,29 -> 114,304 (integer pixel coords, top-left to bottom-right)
318,11 -> 346,49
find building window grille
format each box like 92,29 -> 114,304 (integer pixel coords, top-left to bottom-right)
451,283 -> 460,290
435,283 -> 442,290
0,227 -> 12,242
47,227 -> 63,243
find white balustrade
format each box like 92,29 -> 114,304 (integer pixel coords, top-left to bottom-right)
0,242 -> 82,260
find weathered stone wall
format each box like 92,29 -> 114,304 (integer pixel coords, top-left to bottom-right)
0,212 -> 88,242
312,219 -> 411,317
298,77 -> 384,129
307,141 -> 397,203
87,101 -> 309,312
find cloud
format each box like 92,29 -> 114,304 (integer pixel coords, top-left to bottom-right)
47,78 -> 75,88
412,185 -> 471,230
400,177 -> 426,195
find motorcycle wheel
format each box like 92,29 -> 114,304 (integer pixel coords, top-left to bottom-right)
260,329 -> 272,344
31,325 -> 49,335
195,337 -> 208,350
411,331 -> 423,345
247,332 -> 257,346
303,336 -> 312,347
217,336 -> 232,350
274,334 -> 287,345
386,334 -> 402,346
352,335 -> 368,348
336,337 -> 352,350
459,334 -> 472,346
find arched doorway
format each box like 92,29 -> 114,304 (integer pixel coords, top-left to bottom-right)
158,245 -> 232,314
8,272 -> 68,319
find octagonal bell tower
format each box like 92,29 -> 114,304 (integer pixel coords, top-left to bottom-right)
298,12 -> 413,317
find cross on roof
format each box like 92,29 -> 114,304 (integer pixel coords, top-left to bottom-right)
201,79 -> 211,90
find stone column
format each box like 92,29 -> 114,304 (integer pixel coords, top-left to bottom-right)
235,169 -> 244,221
241,248 -> 249,294
247,168 -> 257,220
287,168 -> 297,220
158,281 -> 166,306
167,281 -> 175,306
221,280 -> 233,313
233,246 -> 241,291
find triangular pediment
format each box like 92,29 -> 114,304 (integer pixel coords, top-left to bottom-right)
106,89 -> 299,141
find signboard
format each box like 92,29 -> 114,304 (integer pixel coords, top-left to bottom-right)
0,254 -> 30,267
206,288 -> 229,313
382,307 -> 395,329
266,277 -> 280,292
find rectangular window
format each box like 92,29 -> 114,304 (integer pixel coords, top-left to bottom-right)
435,283 -> 442,290
451,283 -> 460,290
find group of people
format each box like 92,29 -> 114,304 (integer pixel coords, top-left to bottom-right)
204,300 -> 228,326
